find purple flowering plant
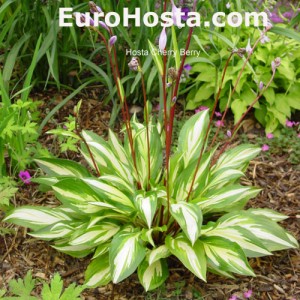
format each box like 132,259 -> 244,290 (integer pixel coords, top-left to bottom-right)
4,0 -> 299,293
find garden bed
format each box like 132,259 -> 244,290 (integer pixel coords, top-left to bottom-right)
0,97 -> 299,300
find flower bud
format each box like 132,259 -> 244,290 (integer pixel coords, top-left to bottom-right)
128,57 -> 139,71
109,35 -> 117,47
168,67 -> 178,81
89,1 -> 102,13
159,27 -> 167,51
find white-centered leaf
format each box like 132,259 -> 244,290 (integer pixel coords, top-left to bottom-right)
138,259 -> 169,291
85,254 -> 111,287
109,230 -> 146,284
134,192 -> 157,228
166,235 -> 207,281
178,109 -> 209,168
148,246 -> 171,265
201,236 -> 255,276
4,206 -> 72,231
170,202 -> 203,245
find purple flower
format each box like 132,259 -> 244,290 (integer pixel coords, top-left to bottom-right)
286,120 -> 294,127
99,21 -> 109,31
19,170 -> 31,185
266,133 -> 274,139
184,64 -> 192,72
262,144 -> 269,152
215,120 -> 224,127
215,111 -> 222,118
159,27 -> 167,51
226,2 -> 231,9
227,130 -> 232,138
246,38 -> 252,54
89,1 -> 102,13
170,0 -> 183,27
228,295 -> 238,300
269,13 -> 284,23
259,81 -> 264,91
109,35 -> 117,47
195,106 -> 209,113
181,7 -> 190,21
243,290 -> 253,298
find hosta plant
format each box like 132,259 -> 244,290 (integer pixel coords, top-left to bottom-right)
4,0 -> 298,293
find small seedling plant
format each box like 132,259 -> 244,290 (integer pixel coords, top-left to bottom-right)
5,1 -> 298,292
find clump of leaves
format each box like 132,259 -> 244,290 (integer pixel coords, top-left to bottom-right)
0,271 -> 85,300
4,1 -> 298,293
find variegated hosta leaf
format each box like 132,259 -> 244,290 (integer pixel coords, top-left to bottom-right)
69,222 -> 120,247
212,144 -> 261,174
127,118 -> 163,189
52,242 -> 95,258
170,202 -> 203,245
100,175 -> 134,195
83,178 -> 135,213
85,254 -> 111,287
148,245 -> 171,265
4,206 -> 72,231
134,191 -> 157,228
29,221 -> 79,241
216,211 -> 299,251
81,130 -> 134,186
246,208 -> 288,222
172,151 -> 214,201
53,178 -> 111,214
168,152 -> 184,193
138,259 -> 169,291
192,185 -> 261,214
35,158 -> 91,177
203,168 -> 245,193
93,242 -> 110,259
109,230 -> 146,283
203,225 -> 271,257
201,236 -> 255,276
108,130 -> 134,170
166,235 -> 207,281
177,109 -> 209,168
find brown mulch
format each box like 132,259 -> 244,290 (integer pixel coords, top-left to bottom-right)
0,95 -> 299,300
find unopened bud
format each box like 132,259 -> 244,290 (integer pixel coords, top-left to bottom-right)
128,57 -> 139,71
168,67 -> 178,81
271,57 -> 281,72
89,1 -> 102,13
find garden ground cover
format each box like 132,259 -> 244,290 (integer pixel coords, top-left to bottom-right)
0,94 -> 299,300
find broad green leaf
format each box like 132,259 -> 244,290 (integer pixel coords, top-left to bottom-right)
217,211 -> 299,251
148,245 -> 171,265
85,254 -> 111,287
110,230 -> 146,283
4,206 -> 72,231
201,236 -> 255,276
166,235 -> 207,281
203,225 -> 271,257
193,185 -> 260,214
148,40 -> 163,75
138,259 -> 169,291
35,158 -> 90,177
93,243 -> 110,259
178,109 -> 209,168
134,191 -> 157,228
170,202 -> 203,245
41,273 -> 63,300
